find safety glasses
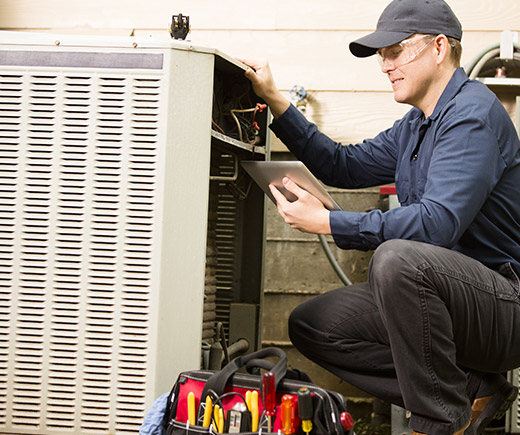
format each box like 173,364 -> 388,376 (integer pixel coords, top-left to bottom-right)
377,35 -> 436,69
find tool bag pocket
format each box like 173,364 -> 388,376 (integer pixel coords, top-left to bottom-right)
164,347 -> 352,435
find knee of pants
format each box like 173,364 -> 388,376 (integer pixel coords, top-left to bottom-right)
288,303 -> 306,348
369,239 -> 420,297
370,239 -> 410,276
288,299 -> 324,351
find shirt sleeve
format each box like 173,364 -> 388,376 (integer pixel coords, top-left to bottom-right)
270,104 -> 399,188
271,94 -> 508,253
331,109 -> 505,251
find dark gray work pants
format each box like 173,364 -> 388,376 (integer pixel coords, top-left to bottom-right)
289,239 -> 520,434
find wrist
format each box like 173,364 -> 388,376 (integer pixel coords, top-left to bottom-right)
264,90 -> 290,119
318,210 -> 332,235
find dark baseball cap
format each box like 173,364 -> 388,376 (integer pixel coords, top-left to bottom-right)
349,0 -> 462,58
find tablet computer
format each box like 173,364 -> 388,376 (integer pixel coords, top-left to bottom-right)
241,160 -> 341,211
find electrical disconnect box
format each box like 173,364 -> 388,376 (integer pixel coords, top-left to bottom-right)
0,31 -> 269,434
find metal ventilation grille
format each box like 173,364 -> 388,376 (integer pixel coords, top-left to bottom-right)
213,151 -> 240,334
0,72 -> 21,429
0,70 -> 163,434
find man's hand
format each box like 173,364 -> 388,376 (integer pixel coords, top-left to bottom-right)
269,177 -> 331,235
235,57 -> 290,118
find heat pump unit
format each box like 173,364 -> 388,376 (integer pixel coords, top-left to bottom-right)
0,31 -> 268,434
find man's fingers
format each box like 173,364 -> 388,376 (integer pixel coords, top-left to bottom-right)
282,177 -> 306,198
269,184 -> 289,206
243,67 -> 258,83
270,178 -> 307,205
235,56 -> 258,66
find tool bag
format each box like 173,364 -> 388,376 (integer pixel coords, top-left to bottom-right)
163,347 -> 352,435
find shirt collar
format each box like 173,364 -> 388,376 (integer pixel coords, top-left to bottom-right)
428,67 -> 469,121
408,67 -> 468,128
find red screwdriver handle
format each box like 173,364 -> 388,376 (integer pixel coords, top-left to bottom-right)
262,371 -> 276,417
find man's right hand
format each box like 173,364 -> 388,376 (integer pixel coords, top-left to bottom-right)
235,57 -> 291,118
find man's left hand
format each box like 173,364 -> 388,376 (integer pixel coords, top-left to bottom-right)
269,177 -> 331,235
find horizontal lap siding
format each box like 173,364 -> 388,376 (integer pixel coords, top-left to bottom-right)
1,2 -> 517,151
1,0 -> 520,30
1,0 -> 518,400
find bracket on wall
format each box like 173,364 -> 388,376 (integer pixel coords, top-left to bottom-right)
170,14 -> 190,40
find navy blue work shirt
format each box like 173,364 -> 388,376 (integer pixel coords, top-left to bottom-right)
270,68 -> 520,276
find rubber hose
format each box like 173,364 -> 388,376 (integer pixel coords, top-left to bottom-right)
318,234 -> 352,286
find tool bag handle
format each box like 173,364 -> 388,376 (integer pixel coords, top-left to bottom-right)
245,359 -> 314,383
200,347 -> 287,403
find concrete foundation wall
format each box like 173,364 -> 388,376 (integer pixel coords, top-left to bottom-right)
262,151 -> 382,400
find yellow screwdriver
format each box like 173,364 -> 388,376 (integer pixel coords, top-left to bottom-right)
251,390 -> 259,431
187,392 -> 196,426
202,395 -> 213,428
297,387 -> 313,434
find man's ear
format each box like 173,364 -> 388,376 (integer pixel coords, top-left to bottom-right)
434,34 -> 449,65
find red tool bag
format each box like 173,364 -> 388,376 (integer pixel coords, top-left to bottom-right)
163,347 -> 354,435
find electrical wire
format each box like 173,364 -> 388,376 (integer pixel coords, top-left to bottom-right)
212,73 -> 266,144
230,104 -> 265,144
198,389 -> 250,431
212,119 -> 226,135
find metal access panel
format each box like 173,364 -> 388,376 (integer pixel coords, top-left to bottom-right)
0,31 -> 267,434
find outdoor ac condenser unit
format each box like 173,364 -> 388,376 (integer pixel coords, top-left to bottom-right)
0,31 -> 268,434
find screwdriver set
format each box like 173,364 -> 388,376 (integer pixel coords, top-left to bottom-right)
163,347 -> 354,435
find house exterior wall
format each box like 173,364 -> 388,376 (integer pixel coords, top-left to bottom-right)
1,0 -> 518,402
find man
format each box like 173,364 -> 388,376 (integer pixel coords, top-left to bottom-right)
239,0 -> 520,434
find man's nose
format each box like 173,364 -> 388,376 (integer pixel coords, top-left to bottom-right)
381,58 -> 395,73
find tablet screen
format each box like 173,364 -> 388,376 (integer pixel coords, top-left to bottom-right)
241,161 -> 341,211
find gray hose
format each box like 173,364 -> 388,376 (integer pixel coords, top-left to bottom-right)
468,48 -> 501,79
464,44 -> 500,76
318,234 -> 352,286
465,43 -> 520,79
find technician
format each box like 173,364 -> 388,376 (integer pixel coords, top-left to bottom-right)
239,0 -> 520,434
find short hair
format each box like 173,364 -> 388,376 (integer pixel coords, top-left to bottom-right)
447,37 -> 462,67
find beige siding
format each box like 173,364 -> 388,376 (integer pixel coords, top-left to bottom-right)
1,0 -> 520,31
1,0 -> 519,400
1,1 -> 518,151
